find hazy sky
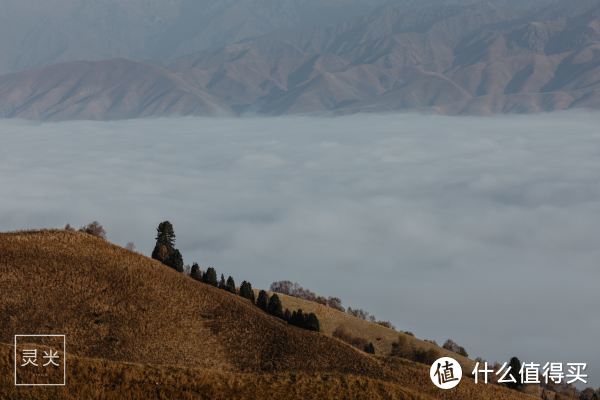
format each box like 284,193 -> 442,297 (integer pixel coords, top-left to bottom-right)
1,113 -> 599,386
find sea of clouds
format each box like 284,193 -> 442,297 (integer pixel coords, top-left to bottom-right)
1,113 -> 599,385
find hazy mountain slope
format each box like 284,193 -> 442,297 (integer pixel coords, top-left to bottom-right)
0,0 -> 387,74
178,0 -> 600,115
0,0 -> 598,118
0,230 -> 538,399
0,59 -> 229,120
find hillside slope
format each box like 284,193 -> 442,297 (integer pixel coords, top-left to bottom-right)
0,0 -> 388,74
0,230 -> 537,399
0,59 -> 230,120
0,230 -> 381,375
271,291 -> 473,365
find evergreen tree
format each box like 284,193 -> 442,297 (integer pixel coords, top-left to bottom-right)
239,281 -> 255,303
506,357 -> 523,390
203,267 -> 218,286
226,276 -> 236,294
151,221 -> 183,270
190,263 -> 202,281
305,312 -> 320,331
364,342 -> 375,354
267,293 -> 283,318
151,243 -> 170,263
283,308 -> 291,322
165,248 -> 184,272
218,274 -> 226,289
256,290 -> 269,311
155,221 -> 176,248
290,309 -> 305,327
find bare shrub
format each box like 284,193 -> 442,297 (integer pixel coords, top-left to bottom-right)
376,320 -> 395,330
79,221 -> 106,239
270,281 -> 318,302
270,281 -> 346,312
390,335 -> 440,365
413,348 -> 441,365
442,339 -> 469,357
327,297 -> 344,312
346,307 -> 370,320
390,335 -> 411,358
125,242 -> 136,251
270,281 -> 392,329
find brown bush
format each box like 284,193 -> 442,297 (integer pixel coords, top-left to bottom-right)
327,297 -> 345,312
390,335 -> 440,365
346,307 -> 371,320
375,320 -> 395,330
79,221 -> 106,239
442,339 -> 469,357
270,281 -> 318,301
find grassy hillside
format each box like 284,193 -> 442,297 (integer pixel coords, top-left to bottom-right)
0,230 -> 538,399
270,291 -> 472,364
0,230 -> 381,375
0,343 -> 422,400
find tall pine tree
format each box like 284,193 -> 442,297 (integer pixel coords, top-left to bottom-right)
203,267 -> 218,286
267,294 -> 283,318
226,276 -> 236,294
165,248 -> 184,272
256,290 -> 269,311
239,281 -> 255,303
290,309 -> 305,327
305,312 -> 320,331
151,221 -> 184,272
153,221 -> 175,253
283,308 -> 291,321
190,263 -> 202,281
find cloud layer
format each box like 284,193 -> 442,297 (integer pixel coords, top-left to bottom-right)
1,113 -> 599,385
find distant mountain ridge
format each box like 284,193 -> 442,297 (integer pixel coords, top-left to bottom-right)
0,0 -> 599,119
0,0 -> 389,74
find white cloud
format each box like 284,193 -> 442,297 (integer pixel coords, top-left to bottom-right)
1,113 -> 599,385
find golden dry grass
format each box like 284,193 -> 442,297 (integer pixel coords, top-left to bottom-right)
0,343 -> 426,400
0,230 -> 539,399
0,230 -> 383,375
263,290 -> 474,366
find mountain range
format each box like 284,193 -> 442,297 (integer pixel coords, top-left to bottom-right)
0,0 -> 599,119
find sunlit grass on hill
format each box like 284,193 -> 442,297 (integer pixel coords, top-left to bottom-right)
0,230 -> 541,399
